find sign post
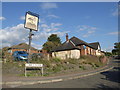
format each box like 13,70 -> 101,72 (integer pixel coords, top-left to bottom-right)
28,29 -> 32,63
24,11 -> 39,63
24,11 -> 43,77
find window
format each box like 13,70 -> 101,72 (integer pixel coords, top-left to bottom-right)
83,45 -> 86,49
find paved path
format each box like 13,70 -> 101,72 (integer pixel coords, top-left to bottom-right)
2,58 -> 119,88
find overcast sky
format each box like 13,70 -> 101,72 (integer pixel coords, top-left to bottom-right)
0,2 -> 119,52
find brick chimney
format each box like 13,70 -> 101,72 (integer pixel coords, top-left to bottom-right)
66,33 -> 69,41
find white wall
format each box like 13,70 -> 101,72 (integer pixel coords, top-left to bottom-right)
71,50 -> 80,59
52,49 -> 80,59
96,50 -> 101,56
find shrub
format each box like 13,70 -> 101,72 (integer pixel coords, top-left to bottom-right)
99,55 -> 104,60
46,68 -> 53,72
94,63 -> 99,67
31,55 -> 38,61
99,55 -> 107,64
90,63 -> 96,68
43,73 -> 50,76
52,66 -> 61,73
51,57 -> 61,63
68,58 -> 78,64
79,55 -> 104,68
79,65 -> 86,70
63,66 -> 67,70
80,55 -> 88,59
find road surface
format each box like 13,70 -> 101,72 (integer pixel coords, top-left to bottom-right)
15,58 -> 120,88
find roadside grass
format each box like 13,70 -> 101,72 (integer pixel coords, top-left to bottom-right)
79,55 -> 105,68
2,55 -> 107,77
2,61 -> 26,75
0,58 -> 2,61
67,58 -> 79,64
79,65 -> 86,70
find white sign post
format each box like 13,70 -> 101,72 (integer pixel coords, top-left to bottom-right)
25,63 -> 43,77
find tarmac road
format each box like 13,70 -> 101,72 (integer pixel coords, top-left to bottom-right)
15,58 -> 120,88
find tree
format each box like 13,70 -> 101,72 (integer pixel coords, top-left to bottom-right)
112,49 -> 117,55
43,34 -> 61,53
2,47 -> 13,62
0,49 -> 2,58
48,34 -> 61,44
104,52 -> 112,56
2,47 -> 9,58
112,42 -> 120,55
43,41 -> 55,53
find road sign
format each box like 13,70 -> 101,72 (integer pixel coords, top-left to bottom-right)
25,63 -> 43,77
24,11 -> 39,31
25,63 -> 43,67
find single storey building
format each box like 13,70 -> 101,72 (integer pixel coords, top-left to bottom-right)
52,34 -> 104,59
8,43 -> 38,55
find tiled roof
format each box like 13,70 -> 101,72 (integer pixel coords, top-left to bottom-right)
9,43 -> 37,50
52,36 -> 100,52
70,36 -> 89,46
52,40 -> 80,52
89,42 -> 100,50
70,37 -> 100,50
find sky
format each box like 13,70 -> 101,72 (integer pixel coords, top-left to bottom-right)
0,2 -> 119,52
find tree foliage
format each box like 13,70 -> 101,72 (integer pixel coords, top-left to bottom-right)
104,52 -> 112,56
1,47 -> 13,62
2,47 -> 9,58
0,49 -> 2,58
43,34 -> 61,53
48,34 -> 61,44
112,42 -> 120,55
